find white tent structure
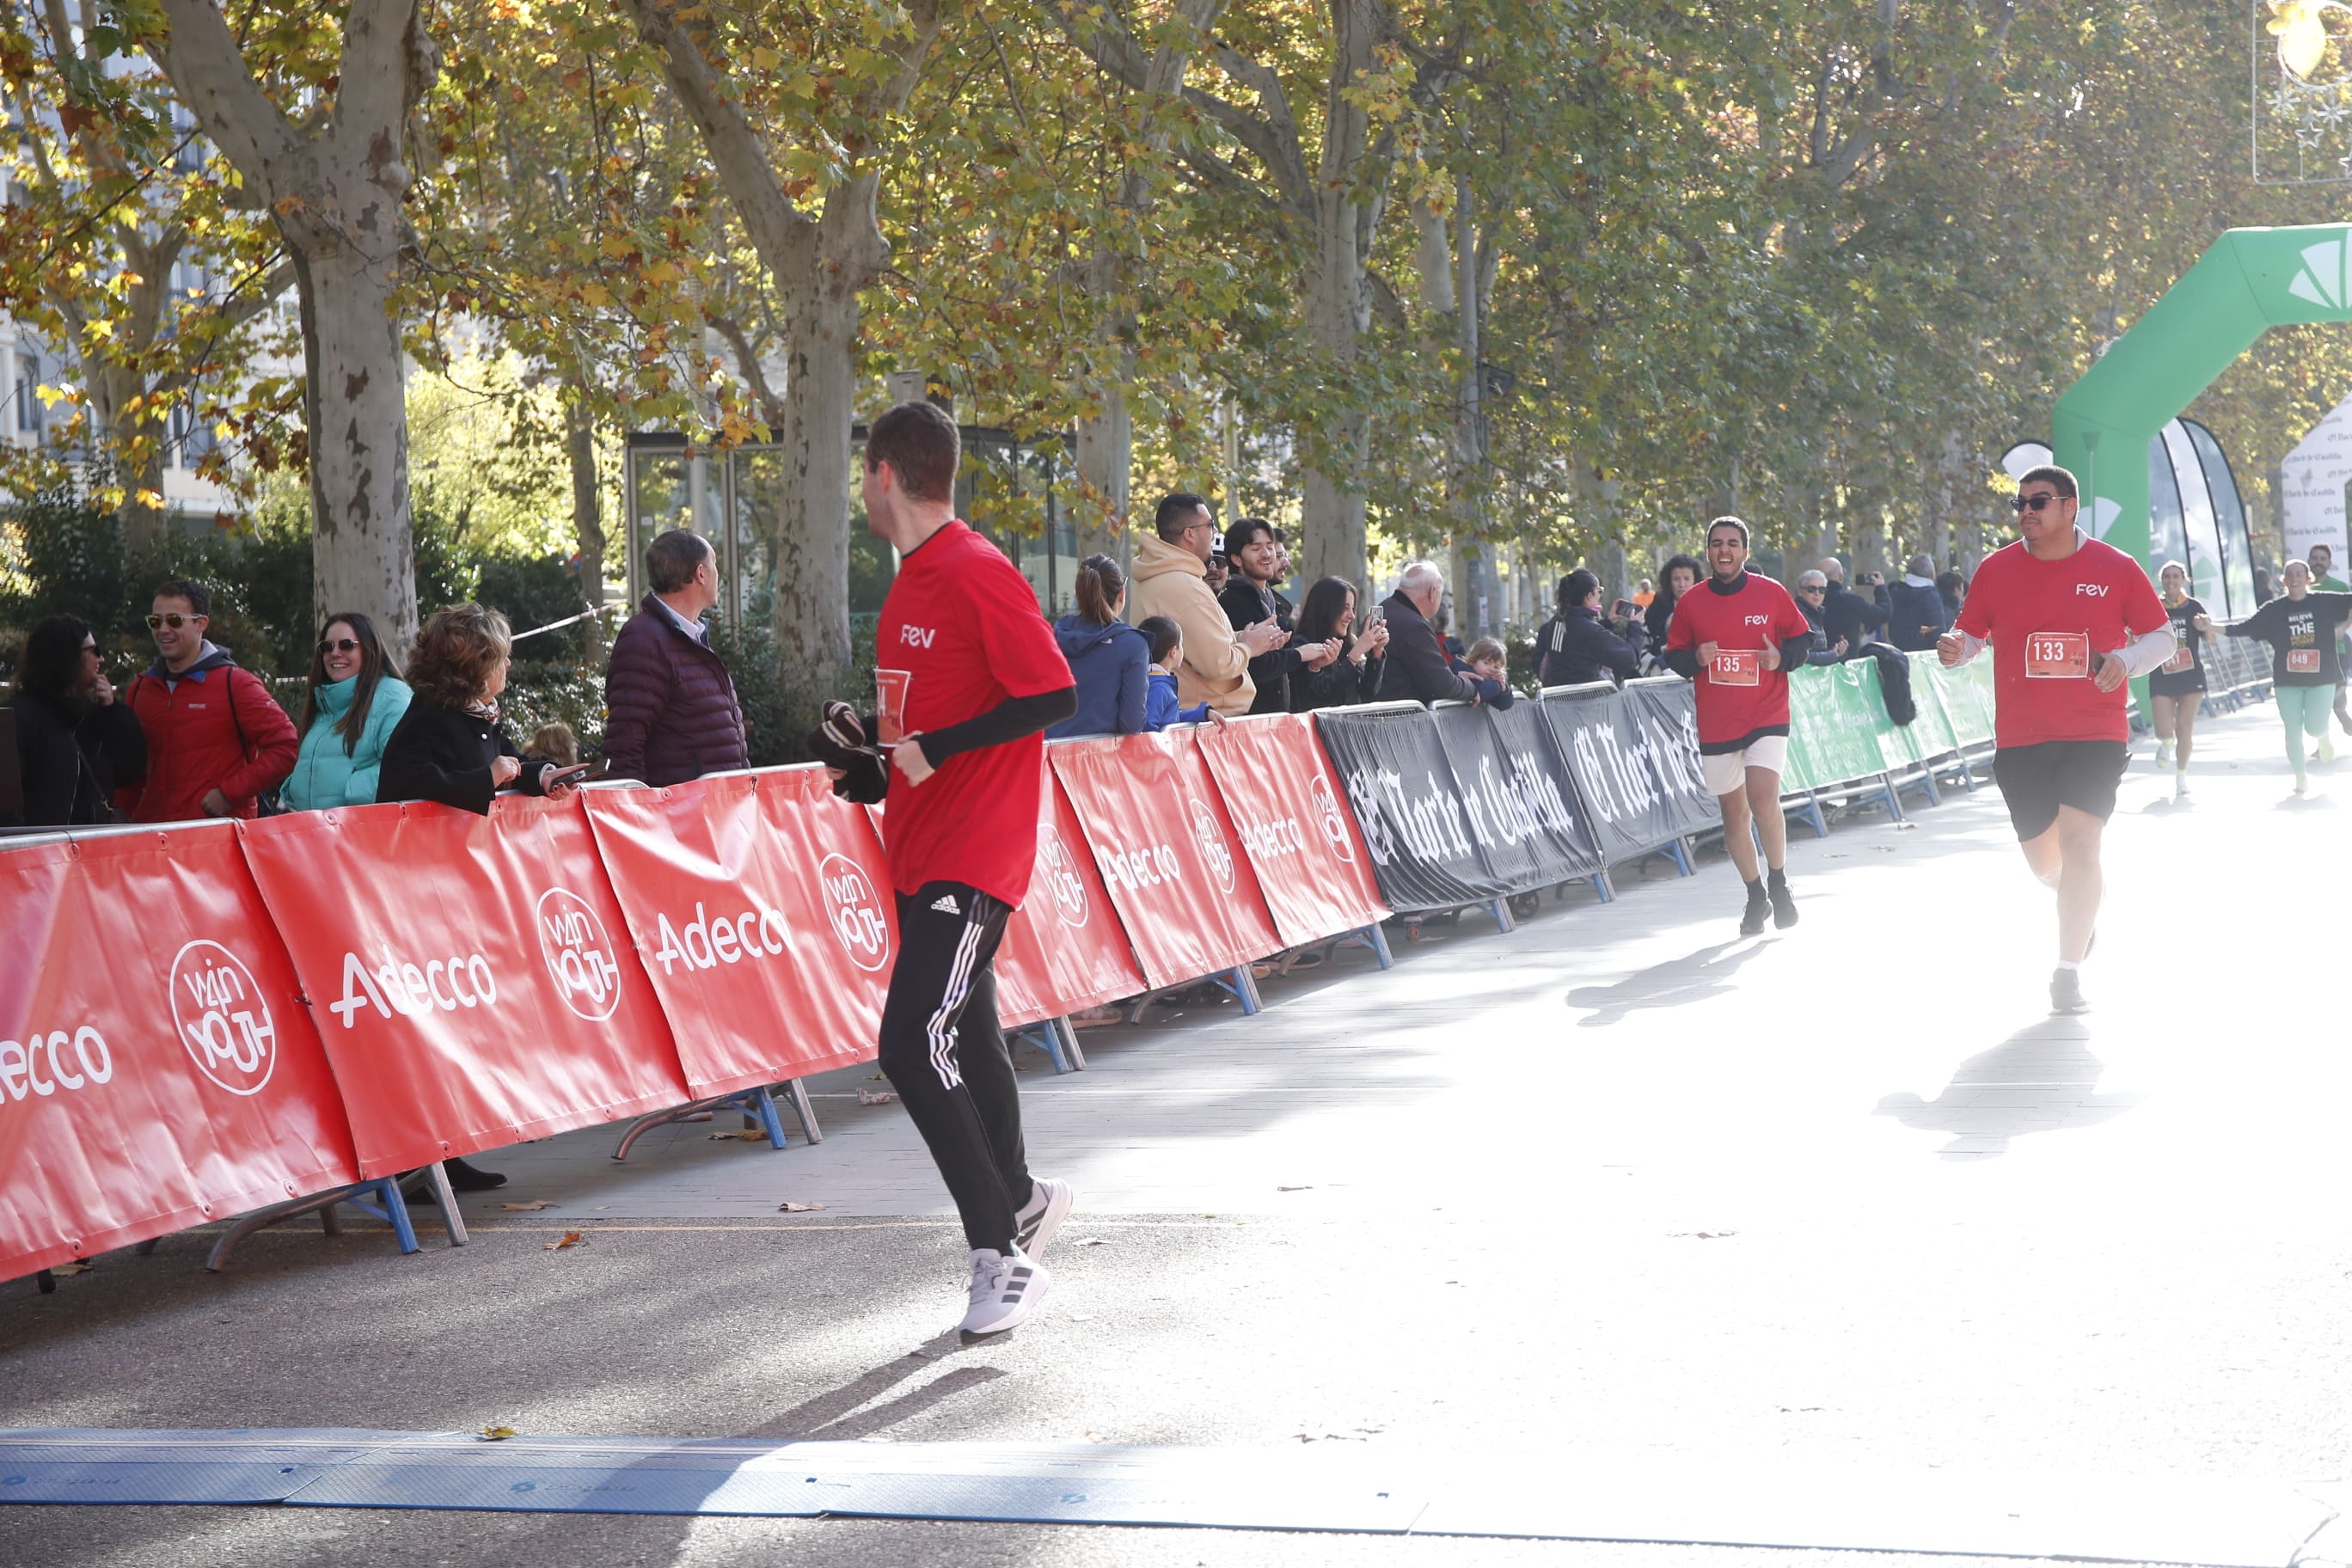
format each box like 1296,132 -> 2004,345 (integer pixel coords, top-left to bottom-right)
2281,394 -> 2352,584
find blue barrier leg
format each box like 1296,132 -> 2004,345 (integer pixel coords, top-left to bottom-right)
1014,1022 -> 1074,1075
1669,837 -> 1694,875
1363,921 -> 1394,969
744,1085 -> 791,1148
1488,897 -> 1516,933
1589,871 -> 1614,903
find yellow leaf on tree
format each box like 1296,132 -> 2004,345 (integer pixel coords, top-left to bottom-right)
644,260 -> 683,286
749,46 -> 782,70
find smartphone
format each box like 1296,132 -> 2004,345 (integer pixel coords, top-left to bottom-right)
542,762 -> 599,790
1610,598 -> 1637,621
1365,604 -> 1385,626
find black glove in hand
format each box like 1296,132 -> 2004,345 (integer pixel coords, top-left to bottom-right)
829,750 -> 890,805
806,700 -> 878,767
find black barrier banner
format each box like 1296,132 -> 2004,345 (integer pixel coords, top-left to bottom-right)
1538,683 -> 1689,862
1311,706 -> 1510,913
1615,679 -> 1721,838
1430,702 -> 1605,890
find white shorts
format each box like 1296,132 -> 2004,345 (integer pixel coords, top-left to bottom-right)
1701,733 -> 1789,796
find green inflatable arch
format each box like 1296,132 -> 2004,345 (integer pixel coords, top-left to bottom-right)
2055,223 -> 2352,568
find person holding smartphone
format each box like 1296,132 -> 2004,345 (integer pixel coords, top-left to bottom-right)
1534,570 -> 1639,689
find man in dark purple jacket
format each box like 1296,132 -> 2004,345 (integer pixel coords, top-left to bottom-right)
601,530 -> 750,786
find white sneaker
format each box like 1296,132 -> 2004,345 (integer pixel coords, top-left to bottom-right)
959,1247 -> 1050,1341
2295,774 -> 2309,796
2155,740 -> 2173,768
1014,1177 -> 1075,1260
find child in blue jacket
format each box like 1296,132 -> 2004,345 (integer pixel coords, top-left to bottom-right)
1139,616 -> 1217,730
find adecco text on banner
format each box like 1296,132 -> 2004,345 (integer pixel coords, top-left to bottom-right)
535,888 -> 625,1022
168,939 -> 277,1096
1096,838 -> 1185,891
648,900 -> 793,976
819,853 -> 891,973
329,945 -> 500,1027
0,1026 -> 113,1103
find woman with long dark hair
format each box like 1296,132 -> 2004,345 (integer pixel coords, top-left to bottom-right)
9,615 -> 144,826
1288,576 -> 1390,711
1643,554 -> 1704,654
1047,554 -> 1150,738
1534,570 -> 1639,688
282,611 -> 414,811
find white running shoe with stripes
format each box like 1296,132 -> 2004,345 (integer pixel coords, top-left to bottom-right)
959,1246 -> 1050,1341
1014,1177 -> 1075,1260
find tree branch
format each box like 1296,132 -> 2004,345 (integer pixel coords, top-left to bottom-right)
151,0 -> 303,178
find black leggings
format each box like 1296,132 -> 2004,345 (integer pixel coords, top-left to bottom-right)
876,882 -> 1032,1253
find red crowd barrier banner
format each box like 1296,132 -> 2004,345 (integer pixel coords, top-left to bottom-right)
582,770 -> 891,1097
1198,714 -> 1389,948
0,826 -> 359,1279
1048,731 -> 1282,990
239,797 -> 691,1177
994,760 -> 1149,1028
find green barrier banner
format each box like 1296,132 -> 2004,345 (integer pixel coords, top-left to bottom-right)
1902,655 -> 1963,756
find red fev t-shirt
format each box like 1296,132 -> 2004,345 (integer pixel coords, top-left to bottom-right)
1664,572 -> 1814,751
875,520 -> 1074,907
1953,532 -> 2168,748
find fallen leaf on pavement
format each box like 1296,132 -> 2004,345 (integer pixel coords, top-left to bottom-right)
707,1130 -> 766,1142
857,1088 -> 897,1106
1073,1237 -> 1112,1246
480,1425 -> 518,1442
1277,1185 -> 1314,1192
48,1261 -> 91,1276
498,1199 -> 554,1211
545,1230 -> 585,1251
777,1201 -> 826,1213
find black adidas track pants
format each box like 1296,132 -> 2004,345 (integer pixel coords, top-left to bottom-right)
875,881 -> 1032,1253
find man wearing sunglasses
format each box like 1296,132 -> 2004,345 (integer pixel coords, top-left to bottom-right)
1937,467 -> 2172,1015
116,578 -> 299,823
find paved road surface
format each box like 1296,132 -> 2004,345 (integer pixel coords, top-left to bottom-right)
5,701 -> 2349,1567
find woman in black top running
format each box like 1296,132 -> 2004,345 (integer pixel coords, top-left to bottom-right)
2146,560 -> 2214,798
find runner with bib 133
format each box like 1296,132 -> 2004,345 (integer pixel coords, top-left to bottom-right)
1663,516 -> 1817,936
1937,465 -> 2172,1015
2204,558 -> 2352,797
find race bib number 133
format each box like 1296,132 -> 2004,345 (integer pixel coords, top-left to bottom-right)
2024,632 -> 2090,679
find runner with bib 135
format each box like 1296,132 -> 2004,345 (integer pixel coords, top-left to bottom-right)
1937,465 -> 2172,1015
2203,558 -> 2352,796
1663,516 -> 1817,936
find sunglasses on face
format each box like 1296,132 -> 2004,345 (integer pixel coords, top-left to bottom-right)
146,613 -> 203,629
2011,493 -> 2064,514
319,638 -> 362,654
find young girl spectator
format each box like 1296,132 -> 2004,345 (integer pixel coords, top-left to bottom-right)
380,604 -> 574,816
1451,635 -> 1516,709
1139,616 -> 1218,730
1048,554 -> 1150,738
9,615 -> 144,826
527,721 -> 579,768
283,612 -> 413,811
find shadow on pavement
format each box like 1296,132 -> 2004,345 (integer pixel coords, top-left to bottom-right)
1563,940 -> 1774,1027
1875,1023 -> 2142,1161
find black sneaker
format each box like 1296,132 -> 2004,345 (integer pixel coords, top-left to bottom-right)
2049,968 -> 2089,1015
1767,876 -> 1798,930
1739,885 -> 1770,937
441,1157 -> 507,1192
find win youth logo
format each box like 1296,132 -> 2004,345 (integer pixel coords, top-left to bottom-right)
535,888 -> 623,1022
1308,772 -> 1355,863
1188,797 -> 1234,893
819,854 -> 891,972
2288,232 -> 2352,309
1038,826 -> 1090,930
168,940 -> 277,1095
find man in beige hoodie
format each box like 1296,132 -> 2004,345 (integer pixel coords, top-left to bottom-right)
1127,493 -> 1285,715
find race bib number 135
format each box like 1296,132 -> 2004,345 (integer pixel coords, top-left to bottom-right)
1709,650 -> 1761,687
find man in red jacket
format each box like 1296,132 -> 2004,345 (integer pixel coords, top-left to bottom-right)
116,579 -> 298,822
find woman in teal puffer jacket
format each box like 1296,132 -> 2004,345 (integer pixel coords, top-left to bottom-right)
283,611 -> 414,810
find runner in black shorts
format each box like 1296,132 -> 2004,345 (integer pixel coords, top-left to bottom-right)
2145,560 -> 2214,800
1938,466 -> 2173,1014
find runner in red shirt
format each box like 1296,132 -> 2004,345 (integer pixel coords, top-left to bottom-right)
1938,464 -> 2172,1015
808,401 -> 1078,1341
1663,518 -> 1817,935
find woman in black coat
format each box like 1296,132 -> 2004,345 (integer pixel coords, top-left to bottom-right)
1288,576 -> 1390,711
9,615 -> 145,826
380,603 -> 573,814
1535,570 -> 1640,688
